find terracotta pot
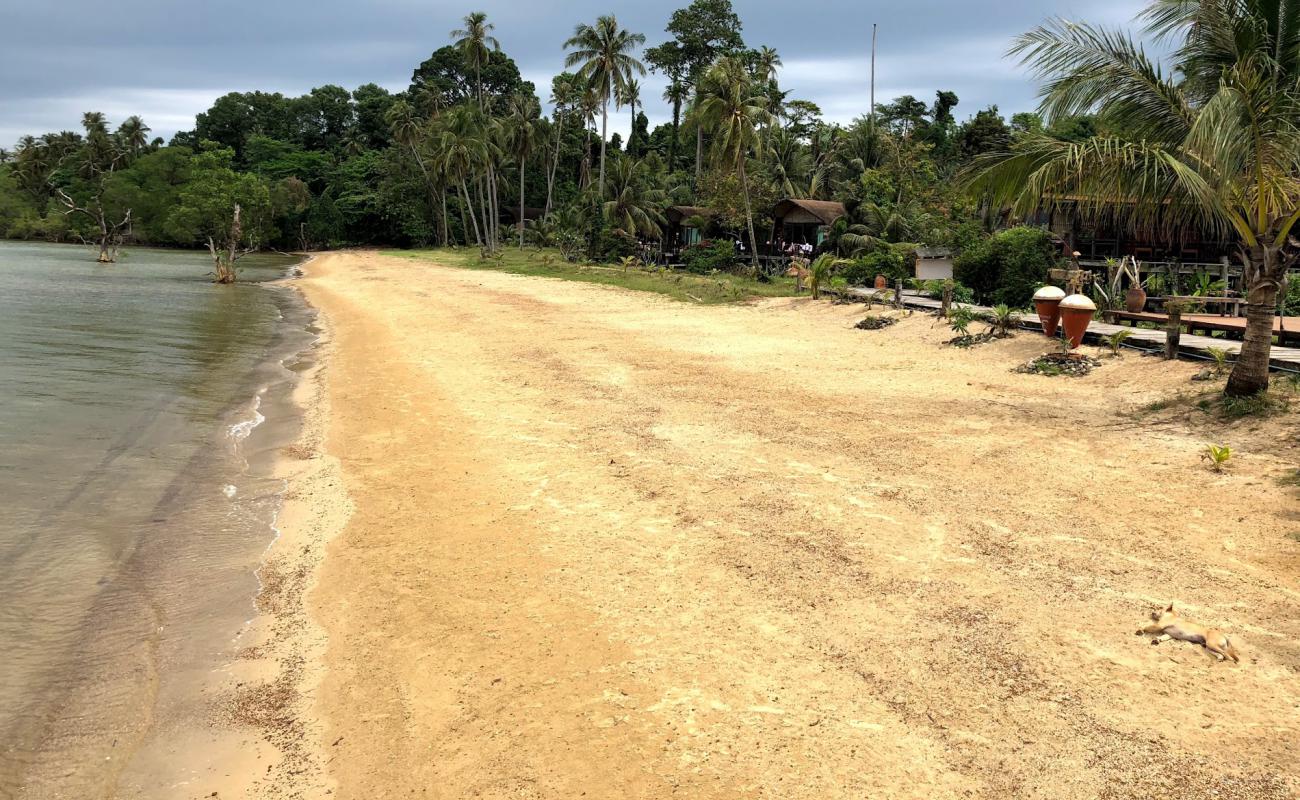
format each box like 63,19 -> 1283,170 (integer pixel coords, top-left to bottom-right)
1125,286 -> 1147,313
874,274 -> 888,290
1059,294 -> 1097,349
1032,286 -> 1066,337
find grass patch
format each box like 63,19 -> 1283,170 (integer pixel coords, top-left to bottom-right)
1275,470 -> 1300,488
1218,390 -> 1288,419
383,247 -> 799,305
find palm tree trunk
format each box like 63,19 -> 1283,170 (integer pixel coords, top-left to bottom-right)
1225,250 -> 1285,397
668,97 -> 681,172
546,114 -> 564,216
476,177 -> 490,249
738,155 -> 759,272
461,181 -> 482,245
440,190 -> 449,247
629,100 -> 636,157
598,77 -> 609,196
695,125 -> 703,185
519,161 -> 526,249
581,126 -> 592,189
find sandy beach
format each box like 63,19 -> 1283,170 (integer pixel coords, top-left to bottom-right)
242,250 -> 1300,799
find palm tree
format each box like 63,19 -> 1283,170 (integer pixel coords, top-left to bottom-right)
602,155 -> 666,240
504,94 -> 541,248
116,115 -> 150,157
963,0 -> 1300,397
755,46 -> 782,83
434,106 -> 491,247
450,12 -> 501,108
617,79 -> 641,156
387,98 -> 449,245
662,79 -> 690,172
563,15 -> 646,196
546,74 -> 580,215
695,56 -> 773,272
576,84 -> 600,189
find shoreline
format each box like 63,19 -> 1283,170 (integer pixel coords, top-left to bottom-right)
235,249 -> 1299,799
206,255 -> 347,799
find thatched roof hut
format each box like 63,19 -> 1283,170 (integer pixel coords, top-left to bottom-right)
772,199 -> 847,246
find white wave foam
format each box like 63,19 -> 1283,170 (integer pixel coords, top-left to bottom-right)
227,393 -> 265,443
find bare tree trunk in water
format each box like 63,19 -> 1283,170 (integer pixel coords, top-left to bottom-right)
210,203 -> 242,284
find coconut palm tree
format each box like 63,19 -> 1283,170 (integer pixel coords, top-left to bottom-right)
434,106 -> 491,247
617,78 -> 642,156
450,12 -> 501,109
662,79 -> 690,172
601,155 -> 666,240
546,73 -> 583,215
387,98 -> 450,245
116,115 -> 151,157
695,56 -> 773,271
504,93 -> 541,248
755,46 -> 782,83
963,0 -> 1300,397
563,15 -> 646,196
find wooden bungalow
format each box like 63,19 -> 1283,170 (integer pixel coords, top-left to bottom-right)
1027,199 -> 1235,268
771,199 -> 847,249
660,205 -> 718,262
664,206 -> 715,245
499,206 -> 545,230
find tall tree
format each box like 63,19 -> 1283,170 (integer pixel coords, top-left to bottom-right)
450,12 -> 501,108
504,93 -> 541,247
661,79 -> 690,171
564,15 -> 646,196
695,56 -> 772,271
963,0 -> 1300,397
645,0 -> 745,182
617,78 -> 642,156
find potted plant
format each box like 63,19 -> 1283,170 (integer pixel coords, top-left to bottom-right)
1125,282 -> 1147,312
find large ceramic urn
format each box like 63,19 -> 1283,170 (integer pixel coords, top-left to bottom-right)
1125,285 -> 1148,313
1059,294 -> 1097,349
1032,285 -> 1066,337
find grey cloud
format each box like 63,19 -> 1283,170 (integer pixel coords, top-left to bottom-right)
1,0 -> 1148,147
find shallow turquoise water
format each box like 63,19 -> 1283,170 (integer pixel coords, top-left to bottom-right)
0,241 -> 314,796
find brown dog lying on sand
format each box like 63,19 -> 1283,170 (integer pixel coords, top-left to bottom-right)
1136,604 -> 1241,662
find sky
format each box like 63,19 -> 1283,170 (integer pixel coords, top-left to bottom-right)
0,0 -> 1147,149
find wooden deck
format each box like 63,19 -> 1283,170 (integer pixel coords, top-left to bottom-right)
1107,310 -> 1300,345
841,288 -> 1300,370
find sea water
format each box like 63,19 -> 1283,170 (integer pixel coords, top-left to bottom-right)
0,241 -> 316,797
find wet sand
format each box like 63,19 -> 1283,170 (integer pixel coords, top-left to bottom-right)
245,250 -> 1299,799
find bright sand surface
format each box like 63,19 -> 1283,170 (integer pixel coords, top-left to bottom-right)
241,250 -> 1300,799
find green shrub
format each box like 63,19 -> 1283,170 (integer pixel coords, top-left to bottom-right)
954,226 -> 1058,306
842,248 -> 906,286
681,239 -> 736,274
1285,274 -> 1300,316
